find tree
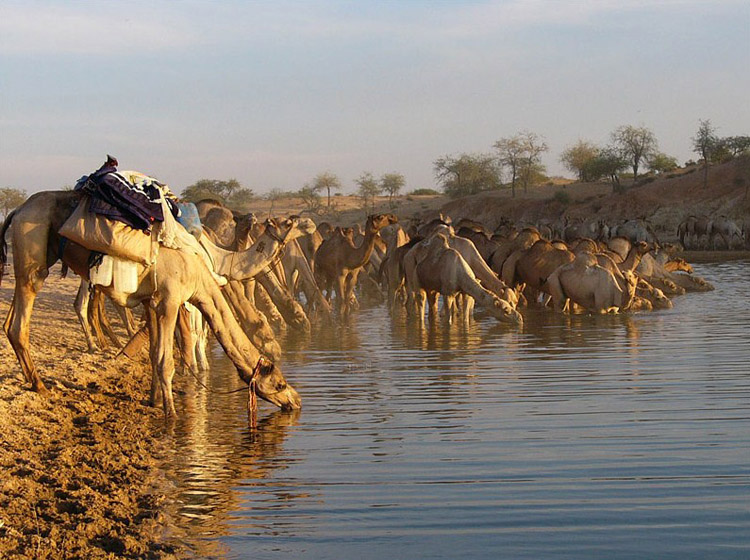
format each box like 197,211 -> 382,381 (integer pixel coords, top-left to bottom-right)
493,135 -> 525,197
0,187 -> 27,219
298,184 -> 322,215
355,172 -> 381,212
722,136 -> 750,158
228,187 -> 255,210
311,171 -> 342,209
588,148 -> 628,192
380,172 -> 405,206
611,125 -> 658,183
692,119 -> 719,188
434,153 -> 501,198
647,152 -> 678,174
181,178 -> 249,206
560,140 -> 600,182
518,132 -> 549,192
265,188 -> 287,216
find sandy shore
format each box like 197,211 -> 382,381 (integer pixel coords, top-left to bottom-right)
0,266 -> 197,559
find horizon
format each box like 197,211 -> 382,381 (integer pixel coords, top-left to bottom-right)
1,0 -> 748,196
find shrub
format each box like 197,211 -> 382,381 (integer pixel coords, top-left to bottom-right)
552,190 -> 571,205
410,188 -> 440,196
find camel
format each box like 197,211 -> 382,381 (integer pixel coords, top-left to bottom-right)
403,234 -> 523,326
422,225 -> 520,308
314,213 -> 398,314
563,219 -> 609,242
488,228 -> 541,276
545,254 -> 638,314
677,215 -> 711,249
501,239 -> 575,303
276,239 -> 332,316
611,219 -> 660,245
635,278 -> 673,310
636,251 -> 713,293
709,216 -> 744,249
0,190 -> 301,417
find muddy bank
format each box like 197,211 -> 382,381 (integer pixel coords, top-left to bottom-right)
0,266 -> 203,559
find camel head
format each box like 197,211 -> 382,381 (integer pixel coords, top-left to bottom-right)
267,215 -> 317,243
251,359 -> 302,411
366,213 -> 399,234
633,241 -> 652,255
489,297 -> 524,326
664,257 -> 693,274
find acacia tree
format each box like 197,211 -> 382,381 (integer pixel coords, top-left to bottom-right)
648,152 -> 678,174
0,187 -> 27,219
312,171 -> 342,209
434,153 -> 501,198
692,119 -> 719,189
380,172 -> 405,206
560,140 -> 600,182
355,172 -> 381,212
181,178 -> 253,208
493,135 -> 525,197
611,125 -> 658,183
588,148 -> 628,192
519,132 -> 548,192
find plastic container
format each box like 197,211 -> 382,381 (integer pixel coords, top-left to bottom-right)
89,255 -> 113,286
112,257 -> 139,293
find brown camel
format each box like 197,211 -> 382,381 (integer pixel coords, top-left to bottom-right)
0,191 -> 301,417
403,234 -> 523,326
315,213 -> 398,314
501,239 -> 575,303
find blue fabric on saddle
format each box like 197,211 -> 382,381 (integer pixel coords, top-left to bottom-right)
82,166 -> 179,231
176,202 -> 202,238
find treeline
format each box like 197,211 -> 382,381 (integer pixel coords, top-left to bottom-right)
181,171 -> 409,214
177,119 -> 750,209
436,119 -> 749,198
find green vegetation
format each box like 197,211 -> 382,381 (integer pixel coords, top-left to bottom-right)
0,187 -> 27,219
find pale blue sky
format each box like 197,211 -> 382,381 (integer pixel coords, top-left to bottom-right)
1,0 -> 748,195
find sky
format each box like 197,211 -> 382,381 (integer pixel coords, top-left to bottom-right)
1,0 -> 748,196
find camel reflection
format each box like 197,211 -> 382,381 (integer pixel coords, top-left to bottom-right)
156,367 -> 303,548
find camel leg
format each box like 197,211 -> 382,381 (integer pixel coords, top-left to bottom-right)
154,297 -> 180,418
92,288 -> 122,348
427,292 -> 439,323
115,305 -> 138,337
4,274 -> 49,393
176,304 -> 198,374
74,280 -> 98,353
335,274 -> 347,315
463,294 -> 475,321
145,305 -> 162,408
414,289 -> 427,327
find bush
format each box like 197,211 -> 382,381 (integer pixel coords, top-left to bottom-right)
410,188 -> 440,196
552,190 -> 571,205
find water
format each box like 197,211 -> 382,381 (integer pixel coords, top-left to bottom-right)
160,261 -> 750,559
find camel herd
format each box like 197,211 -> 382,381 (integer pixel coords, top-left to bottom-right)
0,191 -> 718,418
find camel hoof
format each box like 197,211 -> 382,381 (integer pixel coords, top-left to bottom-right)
32,380 -> 49,395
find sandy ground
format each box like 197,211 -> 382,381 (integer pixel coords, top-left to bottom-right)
0,265 -> 199,559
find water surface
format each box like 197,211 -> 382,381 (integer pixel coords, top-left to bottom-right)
160,261 -> 750,559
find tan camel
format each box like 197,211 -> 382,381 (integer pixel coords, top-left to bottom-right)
0,191 -> 301,417
636,251 -> 713,292
403,235 -> 523,326
545,255 -> 638,314
277,239 -> 332,316
422,225 -> 520,308
315,213 -> 398,314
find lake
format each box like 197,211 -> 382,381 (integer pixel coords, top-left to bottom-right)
158,260 -> 750,559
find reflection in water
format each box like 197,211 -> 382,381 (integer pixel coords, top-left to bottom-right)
160,261 -> 750,559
